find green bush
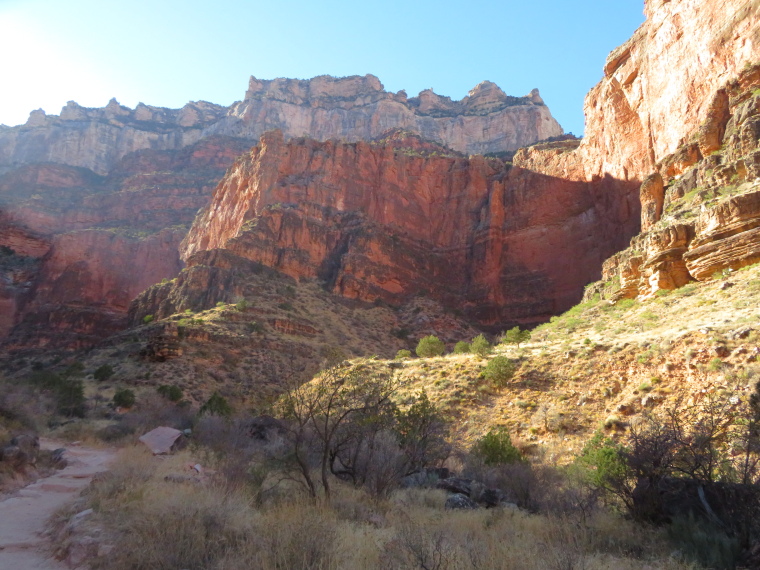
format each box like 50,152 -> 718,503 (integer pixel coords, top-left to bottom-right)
471,334 -> 492,357
482,356 -> 515,386
415,335 -> 445,358
143,314 -> 154,324
113,388 -> 136,409
501,326 -> 531,348
57,378 -> 86,417
93,364 -> 114,382
28,370 -> 85,417
157,384 -> 183,402
200,392 -> 232,417
395,349 -> 412,359
453,341 -> 471,354
574,431 -> 628,498
472,427 -> 523,465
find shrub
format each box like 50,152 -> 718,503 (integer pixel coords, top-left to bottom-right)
113,388 -> 136,409
142,314 -> 154,324
472,427 -> 523,465
395,349 -> 412,359
93,364 -> 114,382
574,431 -> 630,506
415,335 -> 445,358
471,334 -> 492,357
28,371 -> 85,417
235,298 -> 249,311
453,341 -> 471,354
157,384 -> 183,402
482,356 -> 515,386
708,357 -> 724,372
502,326 -> 531,348
200,392 -> 232,417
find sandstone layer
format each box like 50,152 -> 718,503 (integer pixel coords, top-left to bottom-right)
589,64 -> 760,301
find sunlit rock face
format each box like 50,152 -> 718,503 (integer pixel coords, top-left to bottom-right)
0,75 -> 562,176
181,131 -> 639,328
212,75 -> 563,156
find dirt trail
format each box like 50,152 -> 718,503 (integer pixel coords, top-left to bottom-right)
0,439 -> 115,569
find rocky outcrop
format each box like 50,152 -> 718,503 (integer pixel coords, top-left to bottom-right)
684,191 -> 760,280
180,131 -> 639,327
0,75 -> 563,177
591,63 -> 760,300
0,100 -> 228,176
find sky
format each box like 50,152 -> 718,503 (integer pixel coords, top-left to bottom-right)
0,0 -> 645,136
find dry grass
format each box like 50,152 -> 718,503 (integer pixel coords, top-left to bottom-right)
60,445 -> 693,570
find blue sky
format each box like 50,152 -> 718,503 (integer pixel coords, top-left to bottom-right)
0,0 -> 644,135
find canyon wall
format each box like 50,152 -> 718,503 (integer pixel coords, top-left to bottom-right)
0,76 -> 562,176
175,131 -> 638,328
211,75 -> 561,156
0,136 -> 251,349
515,0 -> 760,183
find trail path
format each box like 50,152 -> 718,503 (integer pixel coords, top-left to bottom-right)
0,439 -> 115,569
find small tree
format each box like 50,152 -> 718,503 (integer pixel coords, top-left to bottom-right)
276,361 -> 398,501
395,349 -> 412,359
416,335 -> 445,358
482,356 -> 515,386
502,326 -> 531,348
157,384 -> 183,402
93,364 -> 114,382
471,334 -> 492,357
394,390 -> 450,473
574,431 -> 632,511
472,427 -> 523,465
200,392 -> 232,417
453,341 -> 471,354
113,388 -> 136,409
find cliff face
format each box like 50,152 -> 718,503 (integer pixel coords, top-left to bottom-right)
588,63 -> 760,302
0,100 -> 228,176
513,0 -> 760,184
211,75 -> 562,156
0,136 -> 251,349
0,76 -> 562,177
179,131 -> 638,327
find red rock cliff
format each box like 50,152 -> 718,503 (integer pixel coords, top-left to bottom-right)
516,0 -> 760,183
181,132 -> 639,327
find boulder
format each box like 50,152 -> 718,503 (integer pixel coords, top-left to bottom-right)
138,426 -> 185,455
445,493 -> 479,510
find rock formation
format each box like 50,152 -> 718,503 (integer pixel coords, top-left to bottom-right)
171,131 -> 638,328
590,63 -> 760,300
0,76 -> 562,176
211,75 -> 562,156
514,0 -> 760,184
0,136 -> 251,349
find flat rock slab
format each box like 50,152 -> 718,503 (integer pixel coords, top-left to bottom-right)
0,439 -> 115,569
139,426 -> 183,455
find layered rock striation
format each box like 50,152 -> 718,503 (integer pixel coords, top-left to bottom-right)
210,75 -> 561,156
0,76 -> 562,177
172,131 -> 638,328
590,63 -> 760,300
0,136 -> 251,349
